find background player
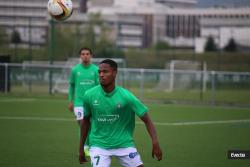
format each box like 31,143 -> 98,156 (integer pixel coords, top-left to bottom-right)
68,47 -> 99,155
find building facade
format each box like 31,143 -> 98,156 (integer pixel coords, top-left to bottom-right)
1,0 -> 250,51
154,8 -> 250,52
0,0 -> 48,46
0,0 -> 80,47
88,0 -> 250,50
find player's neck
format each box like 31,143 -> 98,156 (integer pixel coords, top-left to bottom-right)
102,83 -> 115,93
82,62 -> 90,67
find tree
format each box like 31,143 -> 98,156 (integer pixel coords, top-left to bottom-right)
54,25 -> 76,59
11,30 -> 22,60
224,38 -> 237,52
153,40 -> 170,50
0,27 -> 7,47
81,23 -> 96,50
80,13 -> 102,51
11,30 -> 21,45
81,13 -> 124,58
204,36 -> 217,52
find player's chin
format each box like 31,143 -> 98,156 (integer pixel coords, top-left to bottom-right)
100,82 -> 106,86
100,79 -> 106,85
83,60 -> 89,64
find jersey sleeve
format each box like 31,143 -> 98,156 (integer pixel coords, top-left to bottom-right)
83,92 -> 91,118
68,68 -> 75,102
128,91 -> 148,117
95,66 -> 100,85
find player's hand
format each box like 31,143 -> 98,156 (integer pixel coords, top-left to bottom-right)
152,142 -> 163,161
79,151 -> 87,164
68,102 -> 73,112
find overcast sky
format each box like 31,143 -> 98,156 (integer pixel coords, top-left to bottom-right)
197,0 -> 250,7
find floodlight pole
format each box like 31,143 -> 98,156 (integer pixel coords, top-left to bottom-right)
49,18 -> 55,94
28,17 -> 32,92
75,23 -> 80,56
28,17 -> 32,63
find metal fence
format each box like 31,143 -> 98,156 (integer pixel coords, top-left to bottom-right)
1,63 -> 250,107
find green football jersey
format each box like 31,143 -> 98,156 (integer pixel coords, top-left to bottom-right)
68,63 -> 99,106
83,85 -> 148,149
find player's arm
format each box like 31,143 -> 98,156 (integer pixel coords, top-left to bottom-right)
95,67 -> 100,85
68,69 -> 75,112
79,93 -> 91,164
79,116 -> 90,164
140,113 -> 163,161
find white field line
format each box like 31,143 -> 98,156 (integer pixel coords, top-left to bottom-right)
0,98 -> 36,102
0,116 -> 73,122
0,116 -> 250,126
138,119 -> 250,126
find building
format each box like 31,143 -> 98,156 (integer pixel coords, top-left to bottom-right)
0,0 -> 48,46
0,0 -> 80,47
88,0 -> 250,50
88,0 -> 198,48
1,0 -> 250,51
153,7 -> 250,52
197,9 -> 250,52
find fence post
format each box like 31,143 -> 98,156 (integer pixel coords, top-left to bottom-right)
4,63 -> 8,93
211,71 -> 216,107
200,69 -> 203,101
169,61 -> 174,91
200,61 -> 207,100
140,68 -> 144,100
203,62 -> 207,92
49,19 -> 55,94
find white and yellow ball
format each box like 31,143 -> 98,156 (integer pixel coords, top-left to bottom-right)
47,0 -> 73,21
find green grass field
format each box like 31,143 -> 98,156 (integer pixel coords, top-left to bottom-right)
0,96 -> 250,167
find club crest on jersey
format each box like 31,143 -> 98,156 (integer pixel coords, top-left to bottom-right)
77,72 -> 81,76
93,100 -> 99,106
117,103 -> 121,109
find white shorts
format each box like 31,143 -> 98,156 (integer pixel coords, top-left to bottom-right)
74,107 -> 84,120
89,147 -> 143,167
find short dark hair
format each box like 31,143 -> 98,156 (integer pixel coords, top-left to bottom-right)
99,59 -> 117,71
79,47 -> 92,55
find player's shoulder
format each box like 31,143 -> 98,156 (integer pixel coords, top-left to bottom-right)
117,86 -> 129,93
90,63 -> 99,70
120,86 -> 141,102
71,64 -> 81,71
85,85 -> 101,95
116,86 -> 134,98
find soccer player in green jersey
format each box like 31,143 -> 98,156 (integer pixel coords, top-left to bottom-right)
68,47 -> 99,155
79,59 -> 162,167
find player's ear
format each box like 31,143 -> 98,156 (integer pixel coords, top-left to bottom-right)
112,70 -> 117,77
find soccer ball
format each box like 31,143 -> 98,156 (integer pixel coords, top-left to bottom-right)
47,0 -> 73,21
